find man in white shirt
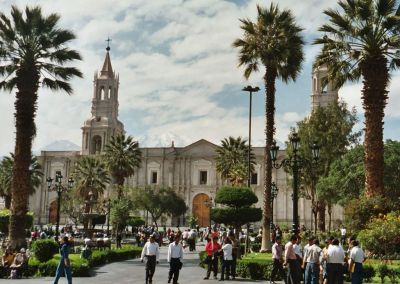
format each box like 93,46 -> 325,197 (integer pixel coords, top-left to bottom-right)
327,238 -> 345,284
303,238 -> 322,284
349,240 -> 364,284
340,227 -> 346,245
141,234 -> 160,284
167,235 -> 183,284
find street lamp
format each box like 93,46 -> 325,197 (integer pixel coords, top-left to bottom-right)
270,182 -> 279,227
103,198 -> 112,236
270,132 -> 320,235
46,171 -> 74,237
242,85 -> 260,187
204,197 -> 213,228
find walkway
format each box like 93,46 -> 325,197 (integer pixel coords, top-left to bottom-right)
5,245 -> 260,283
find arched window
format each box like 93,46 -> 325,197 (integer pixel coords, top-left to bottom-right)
100,87 -> 105,100
91,135 -> 102,155
108,86 -> 112,99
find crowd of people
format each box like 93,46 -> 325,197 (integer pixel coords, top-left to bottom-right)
270,234 -> 365,284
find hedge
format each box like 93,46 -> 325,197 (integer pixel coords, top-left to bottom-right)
0,209 -> 33,234
0,246 -> 142,278
199,251 -> 277,280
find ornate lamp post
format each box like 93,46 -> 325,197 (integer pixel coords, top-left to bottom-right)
242,85 -> 260,187
103,198 -> 112,236
204,197 -> 213,228
270,182 -> 279,227
46,171 -> 74,237
270,132 -> 320,235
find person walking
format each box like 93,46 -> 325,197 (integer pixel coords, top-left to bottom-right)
284,235 -> 301,284
204,236 -> 221,280
327,238 -> 345,284
167,235 -> 183,284
348,240 -> 364,284
228,232 -> 239,280
141,234 -> 160,284
220,238 -> 233,281
303,238 -> 322,284
270,236 -> 286,284
53,236 -> 72,284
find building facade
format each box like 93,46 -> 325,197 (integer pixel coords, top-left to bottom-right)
27,49 -> 343,229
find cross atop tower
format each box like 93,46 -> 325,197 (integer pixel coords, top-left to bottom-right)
106,37 -> 112,51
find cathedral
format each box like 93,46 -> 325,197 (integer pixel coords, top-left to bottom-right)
27,48 -> 343,229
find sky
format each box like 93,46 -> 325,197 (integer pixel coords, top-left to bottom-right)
0,0 -> 399,156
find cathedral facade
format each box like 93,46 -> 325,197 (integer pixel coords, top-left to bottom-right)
28,50 -> 343,229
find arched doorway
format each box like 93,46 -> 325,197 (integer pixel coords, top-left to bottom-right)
192,193 -> 210,228
48,200 -> 57,224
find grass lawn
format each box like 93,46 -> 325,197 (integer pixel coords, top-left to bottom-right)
241,252 -> 272,262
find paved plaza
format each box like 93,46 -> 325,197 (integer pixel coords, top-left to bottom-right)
4,245 -> 260,284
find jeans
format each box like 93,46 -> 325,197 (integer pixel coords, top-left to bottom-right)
53,262 -> 72,284
287,259 -> 301,284
327,263 -> 343,284
351,263 -> 363,284
304,262 -> 319,284
145,255 -> 157,283
271,259 -> 286,283
206,255 -> 218,278
168,258 -> 181,284
221,259 -> 232,280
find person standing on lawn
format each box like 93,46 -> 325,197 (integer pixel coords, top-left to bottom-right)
53,236 -> 72,284
203,236 -> 221,280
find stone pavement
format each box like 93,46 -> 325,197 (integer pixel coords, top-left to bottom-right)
3,245 -> 261,284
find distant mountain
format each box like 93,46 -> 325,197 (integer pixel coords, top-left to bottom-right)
41,140 -> 81,151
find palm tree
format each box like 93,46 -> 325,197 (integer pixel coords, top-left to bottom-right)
73,156 -> 110,205
0,154 -> 43,209
215,136 -> 255,186
104,134 -> 142,199
233,3 -> 304,251
0,6 -> 82,248
314,0 -> 400,197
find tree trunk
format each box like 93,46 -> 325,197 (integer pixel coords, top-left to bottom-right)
116,175 -> 125,199
328,204 -> 332,232
360,56 -> 388,197
8,66 -> 39,250
260,68 -> 276,252
317,200 -> 326,232
5,195 -> 11,210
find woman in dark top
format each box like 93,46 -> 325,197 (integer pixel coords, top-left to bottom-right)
53,236 -> 72,284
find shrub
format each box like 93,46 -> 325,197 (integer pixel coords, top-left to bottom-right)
363,265 -> 375,282
377,264 -> 389,283
358,212 -> 400,256
31,239 -> 59,262
387,268 -> 400,284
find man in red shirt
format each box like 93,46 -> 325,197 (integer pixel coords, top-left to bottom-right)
204,236 -> 221,280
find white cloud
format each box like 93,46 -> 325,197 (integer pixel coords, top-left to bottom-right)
0,0 -> 398,158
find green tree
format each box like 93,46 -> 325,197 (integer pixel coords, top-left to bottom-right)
295,101 -> 360,232
133,187 -> 187,229
104,134 -> 142,199
314,0 -> 400,197
211,186 -> 262,237
0,6 -> 82,248
110,198 -> 134,234
319,140 -> 400,231
0,154 -> 43,209
233,3 -> 304,251
72,156 -> 110,229
215,136 -> 255,186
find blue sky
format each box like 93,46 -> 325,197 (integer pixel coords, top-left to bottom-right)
0,0 -> 399,156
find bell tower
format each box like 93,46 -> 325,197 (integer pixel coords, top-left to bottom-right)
311,65 -> 339,111
81,42 -> 124,155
